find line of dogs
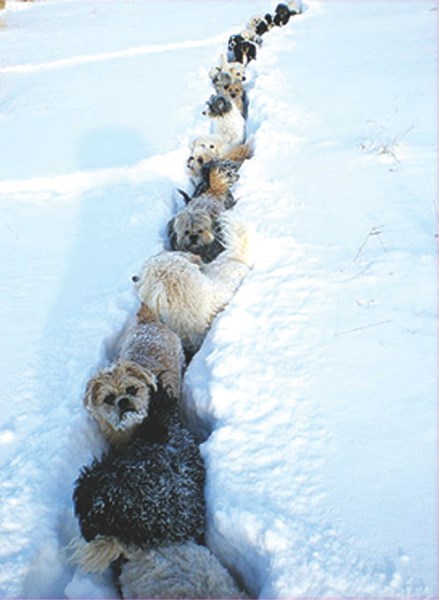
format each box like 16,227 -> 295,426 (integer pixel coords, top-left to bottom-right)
70,3 -> 301,598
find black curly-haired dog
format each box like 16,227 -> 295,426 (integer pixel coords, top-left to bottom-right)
273,3 -> 299,26
72,384 -> 205,572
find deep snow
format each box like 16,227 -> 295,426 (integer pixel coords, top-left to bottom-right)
0,0 -> 437,598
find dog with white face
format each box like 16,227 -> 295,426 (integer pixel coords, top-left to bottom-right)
83,306 -> 185,447
203,94 -> 246,147
133,213 -> 251,357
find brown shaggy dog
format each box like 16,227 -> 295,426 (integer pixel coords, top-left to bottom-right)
83,306 -> 185,447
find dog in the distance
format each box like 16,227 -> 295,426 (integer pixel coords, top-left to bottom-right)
209,54 -> 247,87
203,94 -> 246,147
273,2 -> 300,26
132,213 -> 252,357
247,13 -> 274,36
82,305 -> 185,448
119,540 -> 248,599
227,34 -> 258,64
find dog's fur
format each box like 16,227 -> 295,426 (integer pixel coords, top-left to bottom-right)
247,14 -> 274,36
83,312 -> 184,447
119,541 -> 248,599
191,158 -> 240,204
187,135 -> 252,186
73,387 -> 205,572
132,214 -> 251,355
203,94 -> 246,147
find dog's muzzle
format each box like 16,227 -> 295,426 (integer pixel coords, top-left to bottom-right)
118,396 -> 136,418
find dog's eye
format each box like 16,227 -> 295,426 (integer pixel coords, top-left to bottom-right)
126,386 -> 138,396
209,144 -> 215,149
224,85 -> 230,91
184,230 -> 190,236
103,393 -> 116,406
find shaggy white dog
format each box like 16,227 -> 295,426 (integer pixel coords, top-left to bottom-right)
203,94 -> 246,147
119,540 -> 248,599
132,214 -> 251,356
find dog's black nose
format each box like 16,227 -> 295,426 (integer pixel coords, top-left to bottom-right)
189,234 -> 199,243
118,397 -> 131,410
132,275 -> 140,283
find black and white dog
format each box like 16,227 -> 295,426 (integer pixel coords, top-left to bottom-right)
228,34 -> 257,64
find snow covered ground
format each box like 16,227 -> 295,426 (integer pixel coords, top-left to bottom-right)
0,0 -> 437,598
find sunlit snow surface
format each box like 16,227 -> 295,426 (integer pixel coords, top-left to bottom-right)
0,0 -> 437,598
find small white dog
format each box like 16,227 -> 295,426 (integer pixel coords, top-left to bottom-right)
132,214 -> 251,356
203,94 -> 246,147
119,540 -> 248,599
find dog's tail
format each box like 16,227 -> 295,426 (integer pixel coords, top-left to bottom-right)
223,141 -> 253,164
68,536 -> 127,573
217,212 -> 252,267
136,302 -> 157,324
204,159 -> 240,197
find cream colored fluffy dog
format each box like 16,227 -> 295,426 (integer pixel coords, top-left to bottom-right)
203,94 -> 246,146
83,307 -> 185,447
132,214 -> 251,356
119,540 -> 248,599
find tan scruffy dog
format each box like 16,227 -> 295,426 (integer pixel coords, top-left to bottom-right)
187,135 -> 252,186
132,213 -> 251,357
167,196 -> 226,263
83,306 -> 185,447
213,78 -> 248,118
167,160 -> 241,262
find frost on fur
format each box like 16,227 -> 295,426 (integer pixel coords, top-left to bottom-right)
119,541 -> 249,599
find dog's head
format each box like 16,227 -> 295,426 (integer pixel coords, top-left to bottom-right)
210,58 -> 246,85
203,94 -> 233,118
274,3 -> 291,25
228,34 -> 245,53
215,80 -> 245,102
168,208 -> 216,256
84,361 -> 158,446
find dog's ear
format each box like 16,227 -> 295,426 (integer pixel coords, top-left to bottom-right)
122,361 -> 157,392
138,376 -> 177,442
167,218 -> 179,250
177,189 -> 192,205
83,375 -> 102,409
